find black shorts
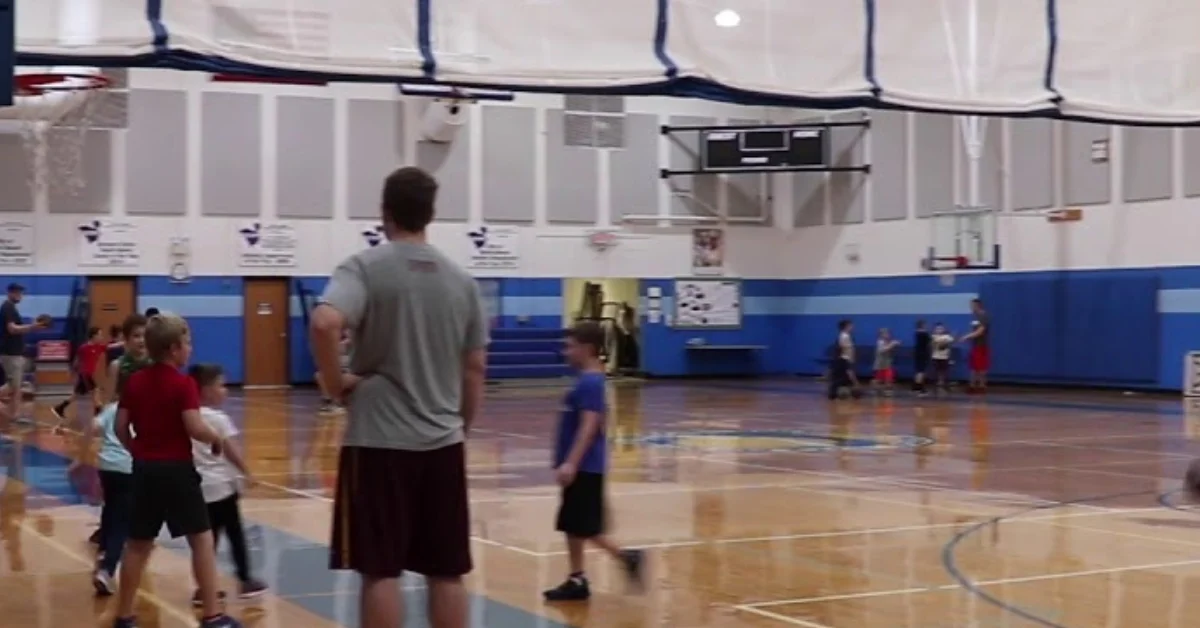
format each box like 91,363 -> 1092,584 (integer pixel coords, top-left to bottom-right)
330,444 -> 472,579
933,359 -> 951,377
129,460 -> 211,541
74,375 -> 96,396
914,355 -> 930,373
556,472 -> 607,538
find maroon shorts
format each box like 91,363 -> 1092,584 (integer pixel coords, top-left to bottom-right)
969,345 -> 991,372
329,444 -> 472,579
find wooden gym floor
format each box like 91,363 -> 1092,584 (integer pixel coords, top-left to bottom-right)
4,380 -> 1200,627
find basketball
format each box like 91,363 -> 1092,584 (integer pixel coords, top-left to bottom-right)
35,314 -> 52,327
1185,459 -> 1200,499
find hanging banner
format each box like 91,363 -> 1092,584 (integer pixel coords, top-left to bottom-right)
0,222 -> 35,266
78,219 -> 140,267
691,228 -> 726,275
237,221 -> 297,267
465,225 -> 520,270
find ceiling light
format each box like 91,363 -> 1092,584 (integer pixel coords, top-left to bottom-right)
714,9 -> 740,28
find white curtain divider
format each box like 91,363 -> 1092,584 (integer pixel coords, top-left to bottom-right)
15,0 -> 153,58
872,0 -> 1053,113
665,0 -> 872,101
430,0 -> 666,88
16,0 -> 1200,123
1055,0 -> 1200,124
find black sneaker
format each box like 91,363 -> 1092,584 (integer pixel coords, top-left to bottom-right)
112,617 -> 136,628
543,576 -> 590,601
199,615 -> 243,628
191,589 -> 228,608
620,549 -> 645,591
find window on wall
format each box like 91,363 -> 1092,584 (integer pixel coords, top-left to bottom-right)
563,95 -> 627,149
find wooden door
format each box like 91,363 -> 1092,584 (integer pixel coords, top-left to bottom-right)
88,277 -> 136,339
243,278 -> 290,387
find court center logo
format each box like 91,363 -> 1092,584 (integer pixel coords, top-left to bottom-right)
361,225 -> 384,247
629,428 -> 934,453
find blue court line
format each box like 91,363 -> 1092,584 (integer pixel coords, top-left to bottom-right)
695,379 -> 1186,418
3,442 -> 571,628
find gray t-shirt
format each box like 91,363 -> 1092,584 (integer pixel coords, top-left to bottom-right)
973,311 -> 990,347
321,241 -> 489,451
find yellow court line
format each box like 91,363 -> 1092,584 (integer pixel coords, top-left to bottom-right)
17,518 -> 198,626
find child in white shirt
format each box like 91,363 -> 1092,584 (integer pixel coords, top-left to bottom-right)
930,324 -> 955,393
188,363 -> 267,604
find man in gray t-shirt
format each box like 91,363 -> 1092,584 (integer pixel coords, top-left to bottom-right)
309,166 -> 487,627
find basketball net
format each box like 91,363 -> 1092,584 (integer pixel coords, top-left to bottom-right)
5,72 -> 112,199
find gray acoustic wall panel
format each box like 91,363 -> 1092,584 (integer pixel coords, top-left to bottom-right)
347,99 -> 408,220
955,119 -> 1003,211
544,109 -> 599,224
47,130 -> 112,214
200,92 -> 262,217
829,111 -> 867,225
913,114 -> 954,218
1122,127 -> 1172,203
725,118 -> 770,221
870,110 -> 907,221
1010,118 -> 1054,211
1063,122 -> 1112,206
125,89 -> 188,216
1183,129 -> 1200,197
609,113 -> 659,218
667,115 -> 718,217
276,96 -> 335,219
480,106 -> 535,223
0,134 -> 34,212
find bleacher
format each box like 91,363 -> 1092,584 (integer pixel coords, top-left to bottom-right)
487,327 -> 571,379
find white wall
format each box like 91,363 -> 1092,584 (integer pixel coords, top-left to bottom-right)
18,69 -> 1189,280
15,68 -> 811,278
783,119 -> 1200,279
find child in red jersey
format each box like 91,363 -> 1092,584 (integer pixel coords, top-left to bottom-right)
53,326 -> 107,427
111,313 -> 242,628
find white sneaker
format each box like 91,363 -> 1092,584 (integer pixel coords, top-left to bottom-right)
93,569 -> 115,596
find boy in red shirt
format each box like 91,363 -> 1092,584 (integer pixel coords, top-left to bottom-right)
112,313 -> 242,628
53,325 -> 107,427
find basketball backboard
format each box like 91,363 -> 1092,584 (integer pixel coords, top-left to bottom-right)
1,0 -> 12,107
924,207 -> 1000,271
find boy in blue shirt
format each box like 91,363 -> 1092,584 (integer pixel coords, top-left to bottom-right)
543,322 -> 644,602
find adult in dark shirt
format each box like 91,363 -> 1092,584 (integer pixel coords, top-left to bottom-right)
960,298 -> 991,394
0,283 -> 46,424
912,320 -> 932,396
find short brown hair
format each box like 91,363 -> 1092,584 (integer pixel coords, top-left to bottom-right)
567,321 -> 606,356
188,363 -> 224,389
121,313 -> 147,339
144,312 -> 190,362
381,167 -> 438,233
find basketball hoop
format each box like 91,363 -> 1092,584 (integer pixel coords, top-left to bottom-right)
587,230 -> 619,252
2,71 -> 112,199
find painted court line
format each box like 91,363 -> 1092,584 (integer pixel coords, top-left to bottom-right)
545,506 -> 1164,556
252,479 -> 544,558
735,605 -> 834,628
18,519 -> 199,626
737,557 -> 1200,609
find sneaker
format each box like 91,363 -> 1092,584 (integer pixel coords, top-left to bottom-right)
191,589 -> 228,608
620,549 -> 645,591
199,615 -> 243,628
238,579 -> 268,600
318,401 -> 336,414
112,617 -> 136,628
543,576 -> 590,601
93,569 -> 115,596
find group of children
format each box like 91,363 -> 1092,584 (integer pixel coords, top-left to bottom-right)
67,312 -> 263,628
830,319 -> 970,399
